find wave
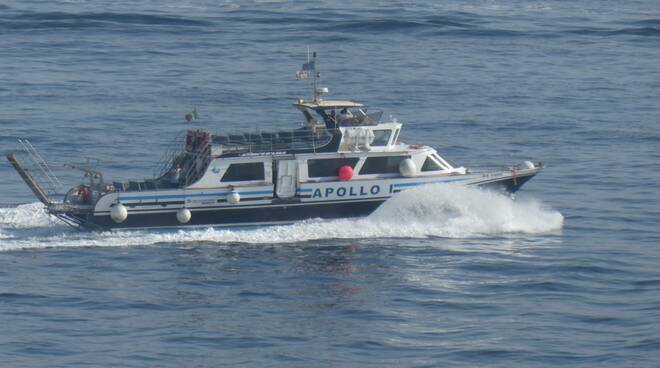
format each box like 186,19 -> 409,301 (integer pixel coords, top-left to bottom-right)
0,184 -> 563,252
311,13 -> 482,34
0,202 -> 61,229
566,26 -> 660,37
1,11 -> 210,31
632,19 -> 660,26
277,14 -> 660,39
206,9 -> 484,32
4,7 -> 658,40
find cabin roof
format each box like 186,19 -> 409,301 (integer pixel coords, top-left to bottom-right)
294,99 -> 363,109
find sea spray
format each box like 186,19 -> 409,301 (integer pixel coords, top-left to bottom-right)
0,184 -> 563,251
0,202 -> 61,229
370,184 -> 564,237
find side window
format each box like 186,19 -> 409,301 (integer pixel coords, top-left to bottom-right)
359,156 -> 406,175
221,162 -> 265,182
371,130 -> 392,146
432,153 -> 453,169
392,129 -> 400,145
308,158 -> 359,177
422,156 -> 443,172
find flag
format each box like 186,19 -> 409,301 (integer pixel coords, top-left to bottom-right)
184,107 -> 199,122
302,60 -> 315,71
296,60 -> 315,79
296,70 -> 309,79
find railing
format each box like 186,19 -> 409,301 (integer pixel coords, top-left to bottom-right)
211,127 -> 335,154
15,138 -> 63,196
116,127 -> 336,193
153,132 -> 186,179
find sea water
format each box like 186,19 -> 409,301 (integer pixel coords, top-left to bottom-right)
1,1 -> 659,366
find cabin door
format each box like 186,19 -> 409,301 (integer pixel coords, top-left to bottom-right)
276,160 -> 298,198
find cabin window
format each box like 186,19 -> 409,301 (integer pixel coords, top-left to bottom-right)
221,162 -> 265,182
422,156 -> 443,172
371,130 -> 392,146
392,129 -> 400,145
308,158 -> 359,177
432,153 -> 452,168
359,156 -> 406,175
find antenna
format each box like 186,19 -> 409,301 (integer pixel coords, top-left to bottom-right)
297,49 -> 326,102
312,51 -> 319,102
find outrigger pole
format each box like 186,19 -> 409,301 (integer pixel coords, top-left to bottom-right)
6,152 -> 51,205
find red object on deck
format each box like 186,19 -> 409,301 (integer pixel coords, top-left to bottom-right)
338,165 -> 353,181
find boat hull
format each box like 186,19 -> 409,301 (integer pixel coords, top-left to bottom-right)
77,198 -> 385,230
71,172 -> 536,230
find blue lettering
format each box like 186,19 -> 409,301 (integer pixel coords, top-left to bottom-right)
370,185 -> 380,195
313,189 -> 322,198
360,186 -> 368,195
325,188 -> 334,197
349,187 -> 357,196
337,187 -> 346,197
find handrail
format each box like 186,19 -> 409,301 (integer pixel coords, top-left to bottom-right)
211,128 -> 334,154
15,138 -> 63,195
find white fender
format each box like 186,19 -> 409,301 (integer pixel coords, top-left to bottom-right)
110,203 -> 128,223
399,158 -> 417,178
227,190 -> 241,205
176,208 -> 191,224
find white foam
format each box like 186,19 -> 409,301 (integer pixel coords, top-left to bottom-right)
0,184 -> 563,251
0,202 -> 61,229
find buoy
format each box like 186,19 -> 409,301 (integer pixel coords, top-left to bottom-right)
338,165 -> 353,181
523,160 -> 535,170
227,190 -> 241,205
176,208 -> 191,224
399,158 -> 417,178
110,203 -> 128,223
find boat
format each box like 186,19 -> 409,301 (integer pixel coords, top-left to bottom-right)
6,52 -> 543,231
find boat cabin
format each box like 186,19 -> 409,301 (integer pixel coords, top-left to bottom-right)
293,99 -> 383,129
100,96 -> 464,198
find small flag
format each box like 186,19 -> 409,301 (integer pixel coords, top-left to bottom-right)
302,60 -> 315,71
184,107 -> 199,122
296,70 -> 309,79
296,60 -> 316,79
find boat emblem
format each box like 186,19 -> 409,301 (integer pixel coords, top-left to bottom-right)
211,167 -> 221,174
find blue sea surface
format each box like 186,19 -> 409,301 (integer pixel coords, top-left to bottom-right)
1,0 -> 660,366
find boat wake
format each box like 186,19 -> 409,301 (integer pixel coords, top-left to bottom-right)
0,184 -> 563,251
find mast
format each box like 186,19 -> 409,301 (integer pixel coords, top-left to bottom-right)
312,51 -> 318,101
297,50 -> 324,102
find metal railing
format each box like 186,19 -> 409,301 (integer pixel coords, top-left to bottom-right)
16,138 -> 63,196
153,132 -> 186,179
211,128 -> 335,154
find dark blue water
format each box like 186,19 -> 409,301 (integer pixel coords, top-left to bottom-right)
1,1 -> 660,366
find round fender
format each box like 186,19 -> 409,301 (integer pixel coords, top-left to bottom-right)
338,165 -> 353,181
176,208 -> 191,224
227,190 -> 241,205
110,203 -> 128,223
399,158 -> 417,178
